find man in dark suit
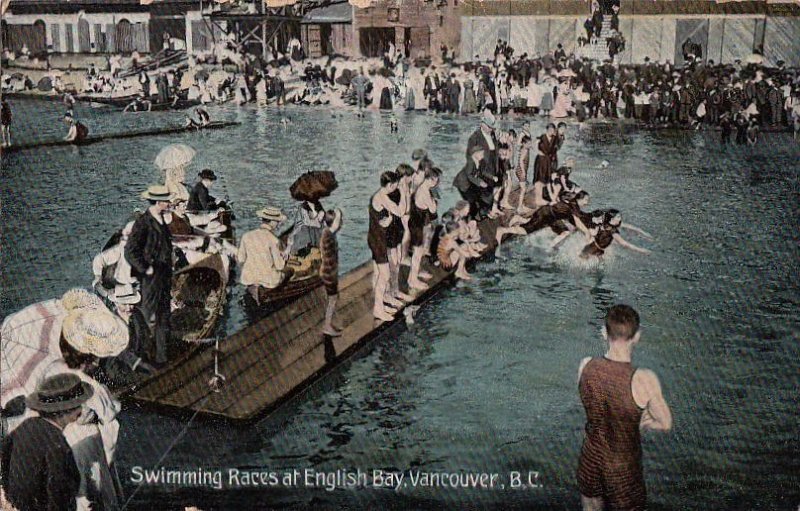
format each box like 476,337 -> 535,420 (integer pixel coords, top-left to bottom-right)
125,185 -> 174,364
465,110 -> 498,175
187,169 -> 220,213
1,373 -> 92,511
454,146 -> 491,218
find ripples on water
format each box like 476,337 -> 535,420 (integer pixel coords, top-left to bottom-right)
2,99 -> 799,509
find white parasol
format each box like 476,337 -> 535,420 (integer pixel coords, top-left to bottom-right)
154,143 -> 196,170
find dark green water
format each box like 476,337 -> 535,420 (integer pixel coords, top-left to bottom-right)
2,99 -> 799,509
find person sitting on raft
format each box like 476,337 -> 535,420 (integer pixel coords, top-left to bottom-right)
184,106 -> 211,128
64,113 -> 89,143
435,201 -> 487,281
238,207 -> 294,303
579,209 -> 652,259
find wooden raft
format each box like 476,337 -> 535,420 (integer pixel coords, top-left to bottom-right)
127,217 -> 506,421
1,121 -> 240,154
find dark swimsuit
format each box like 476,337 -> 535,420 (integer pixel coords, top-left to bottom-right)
386,189 -> 403,248
368,195 -> 390,264
581,223 -> 618,257
409,193 -> 433,247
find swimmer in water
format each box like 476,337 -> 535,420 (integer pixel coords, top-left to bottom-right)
579,209 -> 651,259
495,191 -> 593,256
390,116 -> 398,133
184,106 -> 211,128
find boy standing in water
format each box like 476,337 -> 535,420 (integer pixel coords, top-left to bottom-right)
577,304 -> 672,511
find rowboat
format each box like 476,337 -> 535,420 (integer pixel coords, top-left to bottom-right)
170,253 -> 229,344
1,121 -> 240,154
246,248 -> 323,311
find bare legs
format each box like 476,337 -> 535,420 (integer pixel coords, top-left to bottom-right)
322,294 -> 341,336
407,245 -> 431,291
372,262 -> 395,321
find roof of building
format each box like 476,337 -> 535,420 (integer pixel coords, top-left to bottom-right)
301,1 -> 351,24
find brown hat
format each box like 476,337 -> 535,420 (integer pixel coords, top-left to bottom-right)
26,373 -> 93,413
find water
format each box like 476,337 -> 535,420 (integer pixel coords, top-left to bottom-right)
2,99 -> 799,510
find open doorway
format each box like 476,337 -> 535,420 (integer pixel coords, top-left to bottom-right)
359,27 -> 394,58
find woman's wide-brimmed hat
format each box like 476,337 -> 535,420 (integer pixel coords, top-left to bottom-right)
61,288 -> 105,312
141,185 -> 176,202
62,307 -> 129,358
26,373 -> 94,413
257,207 -> 287,223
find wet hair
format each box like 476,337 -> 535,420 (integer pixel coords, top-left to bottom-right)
419,158 -> 434,172
425,166 -> 443,180
380,171 -> 400,187
605,304 -> 640,341
454,200 -> 470,212
574,190 -> 589,202
396,163 -> 415,177
604,208 -> 621,224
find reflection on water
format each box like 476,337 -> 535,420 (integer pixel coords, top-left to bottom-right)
2,99 -> 800,509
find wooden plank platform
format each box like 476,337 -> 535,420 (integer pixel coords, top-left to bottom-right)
0,121 -> 240,154
125,206 -> 515,421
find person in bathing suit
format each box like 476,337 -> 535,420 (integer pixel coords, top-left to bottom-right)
577,304 -> 672,511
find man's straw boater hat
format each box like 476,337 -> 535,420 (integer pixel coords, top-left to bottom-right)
26,373 -> 94,413
140,185 -> 175,202
62,307 -> 129,358
110,284 -> 141,306
257,207 -> 286,223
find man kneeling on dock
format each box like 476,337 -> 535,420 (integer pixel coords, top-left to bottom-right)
238,207 -> 294,302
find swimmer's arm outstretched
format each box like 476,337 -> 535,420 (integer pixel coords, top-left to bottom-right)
572,214 -> 591,236
613,233 -> 651,255
620,222 -> 653,240
633,369 -> 672,432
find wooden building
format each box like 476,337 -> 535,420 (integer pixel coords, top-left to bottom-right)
352,0 -> 461,60
2,0 -> 151,56
458,0 -> 800,66
301,1 -> 354,58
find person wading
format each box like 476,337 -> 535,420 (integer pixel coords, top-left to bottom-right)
125,185 -> 175,365
577,304 -> 673,511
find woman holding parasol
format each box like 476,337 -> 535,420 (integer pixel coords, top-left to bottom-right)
154,143 -> 195,202
289,171 -> 338,257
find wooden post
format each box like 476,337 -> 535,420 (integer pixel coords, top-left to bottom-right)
262,19 -> 268,59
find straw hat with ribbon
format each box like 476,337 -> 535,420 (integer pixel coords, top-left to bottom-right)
110,284 -> 141,306
141,185 -> 176,202
62,308 -> 129,358
25,373 -> 94,413
257,207 -> 287,223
